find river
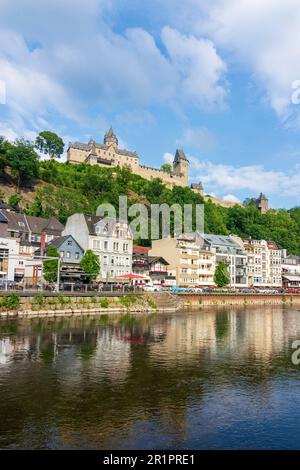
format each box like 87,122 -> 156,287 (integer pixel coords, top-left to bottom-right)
1,306 -> 300,449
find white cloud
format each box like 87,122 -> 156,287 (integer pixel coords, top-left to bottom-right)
223,194 -> 241,203
176,126 -> 215,151
189,155 -> 300,197
0,2 -> 228,139
171,0 -> 300,124
163,152 -> 174,164
162,26 -> 227,109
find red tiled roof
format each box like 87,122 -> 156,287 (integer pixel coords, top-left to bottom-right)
133,245 -> 150,255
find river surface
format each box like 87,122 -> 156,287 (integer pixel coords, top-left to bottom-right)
1,306 -> 300,449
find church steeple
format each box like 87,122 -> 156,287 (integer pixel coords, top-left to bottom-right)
104,127 -> 118,148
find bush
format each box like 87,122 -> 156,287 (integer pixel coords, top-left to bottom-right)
100,298 -> 109,308
119,295 -> 138,308
1,294 -> 21,310
32,294 -> 45,307
147,298 -> 157,309
58,295 -> 70,305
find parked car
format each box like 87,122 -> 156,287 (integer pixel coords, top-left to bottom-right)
170,286 -> 188,293
144,284 -> 163,292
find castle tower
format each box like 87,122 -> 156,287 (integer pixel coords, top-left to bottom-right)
191,181 -> 204,196
104,127 -> 118,148
255,193 -> 269,214
173,149 -> 189,186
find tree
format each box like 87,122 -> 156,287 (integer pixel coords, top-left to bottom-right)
35,131 -> 64,160
0,136 -> 11,175
80,250 -> 100,283
161,163 -> 172,173
214,260 -> 230,288
43,245 -> 60,283
8,193 -> 21,209
6,139 -> 39,191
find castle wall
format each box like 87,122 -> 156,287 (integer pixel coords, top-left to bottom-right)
67,147 -> 187,188
67,148 -> 87,164
136,165 -> 186,188
67,129 -> 189,190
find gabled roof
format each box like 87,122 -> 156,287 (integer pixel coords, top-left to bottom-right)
148,256 -> 169,266
49,234 -> 84,252
204,233 -> 241,248
84,215 -> 104,235
0,209 -> 64,235
191,182 -> 203,190
133,245 -> 150,255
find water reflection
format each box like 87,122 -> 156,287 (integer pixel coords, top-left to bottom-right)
0,306 -> 300,449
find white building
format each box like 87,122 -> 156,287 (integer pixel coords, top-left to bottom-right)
0,237 -> 19,281
63,214 -> 133,281
281,254 -> 300,288
197,233 -> 248,288
241,238 -> 283,288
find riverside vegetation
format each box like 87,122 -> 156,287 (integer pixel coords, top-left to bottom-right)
0,293 -> 160,316
1,135 -> 300,253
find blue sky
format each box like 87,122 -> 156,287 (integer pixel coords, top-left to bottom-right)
1,0 -> 300,208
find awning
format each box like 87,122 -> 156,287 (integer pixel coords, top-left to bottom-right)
283,275 -> 300,281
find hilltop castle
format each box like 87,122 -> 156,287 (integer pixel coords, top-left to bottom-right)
251,193 -> 269,214
67,127 -> 189,188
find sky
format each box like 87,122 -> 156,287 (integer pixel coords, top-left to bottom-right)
1,0 -> 300,208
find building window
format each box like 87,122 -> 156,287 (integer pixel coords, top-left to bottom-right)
67,240 -> 72,246
60,251 -> 64,258
75,252 -> 80,260
93,240 -> 100,250
104,241 -> 108,250
66,251 -> 71,258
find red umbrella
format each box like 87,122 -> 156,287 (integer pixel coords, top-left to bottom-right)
115,273 -> 146,279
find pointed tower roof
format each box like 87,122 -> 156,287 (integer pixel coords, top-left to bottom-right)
174,149 -> 189,164
104,126 -> 118,146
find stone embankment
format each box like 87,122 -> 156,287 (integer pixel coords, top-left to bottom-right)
1,292 -> 300,318
0,292 -> 181,318
178,292 -> 300,308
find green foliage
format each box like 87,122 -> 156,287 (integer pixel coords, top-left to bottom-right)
147,298 -> 157,309
99,298 -> 109,308
0,136 -> 12,175
161,163 -> 172,173
214,261 -> 230,287
0,294 -> 21,310
8,193 -> 21,208
43,245 -> 60,283
35,131 -> 64,160
119,295 -> 138,308
32,294 -> 45,307
79,250 -> 100,283
5,139 -> 39,190
58,295 -> 69,305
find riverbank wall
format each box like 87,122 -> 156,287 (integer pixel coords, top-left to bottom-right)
178,293 -> 300,308
1,292 -> 300,318
0,293 -> 163,318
